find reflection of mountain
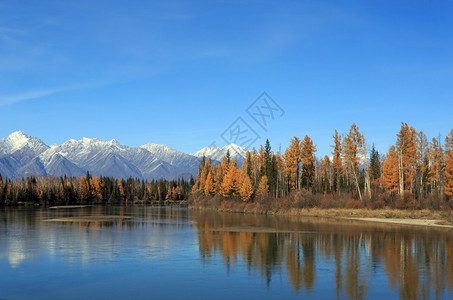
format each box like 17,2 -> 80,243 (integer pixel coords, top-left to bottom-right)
191,211 -> 453,297
2,206 -> 453,298
0,206 -> 190,268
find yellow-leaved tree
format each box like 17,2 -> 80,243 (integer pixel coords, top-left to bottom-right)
284,137 -> 302,190
204,171 -> 215,197
301,135 -> 317,189
255,175 -> 268,200
239,174 -> 253,202
221,161 -> 240,197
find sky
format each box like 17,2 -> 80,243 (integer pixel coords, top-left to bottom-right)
1,0 -> 452,156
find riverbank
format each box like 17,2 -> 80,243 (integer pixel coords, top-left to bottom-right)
189,199 -> 453,229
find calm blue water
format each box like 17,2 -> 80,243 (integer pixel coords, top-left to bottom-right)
0,206 -> 452,299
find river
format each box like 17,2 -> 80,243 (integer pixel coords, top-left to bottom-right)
1,206 -> 452,299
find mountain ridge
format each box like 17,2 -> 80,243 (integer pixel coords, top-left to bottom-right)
0,131 -> 248,180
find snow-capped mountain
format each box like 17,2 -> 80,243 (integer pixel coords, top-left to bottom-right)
0,131 -> 48,156
193,144 -> 247,163
0,131 -> 246,180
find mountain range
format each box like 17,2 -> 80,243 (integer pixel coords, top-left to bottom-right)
0,131 -> 247,180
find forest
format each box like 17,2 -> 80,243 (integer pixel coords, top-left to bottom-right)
0,172 -> 193,206
1,122 -> 452,210
191,122 -> 453,211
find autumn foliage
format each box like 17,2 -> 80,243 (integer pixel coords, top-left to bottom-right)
0,172 -> 193,206
191,123 -> 453,211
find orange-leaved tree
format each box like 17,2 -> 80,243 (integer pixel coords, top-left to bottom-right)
395,122 -> 418,194
221,161 -> 240,197
445,149 -> 453,199
239,173 -> 253,202
204,171 -> 215,196
342,123 -> 364,200
301,135 -> 317,189
382,146 -> 399,195
255,175 -> 268,200
284,136 -> 302,191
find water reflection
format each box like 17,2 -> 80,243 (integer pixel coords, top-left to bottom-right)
191,210 -> 453,299
0,206 -> 191,268
1,207 -> 453,299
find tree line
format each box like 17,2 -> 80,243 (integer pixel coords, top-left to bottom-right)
191,122 -> 453,210
0,172 -> 194,206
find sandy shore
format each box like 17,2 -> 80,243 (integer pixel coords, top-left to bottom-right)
347,217 -> 453,229
191,204 -> 453,230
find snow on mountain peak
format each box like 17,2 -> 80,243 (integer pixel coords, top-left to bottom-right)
194,143 -> 247,162
1,131 -> 48,154
0,131 -> 245,180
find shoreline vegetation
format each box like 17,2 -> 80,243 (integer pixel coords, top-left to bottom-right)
0,172 -> 193,206
189,197 -> 453,228
2,122 -> 453,229
189,123 -> 453,228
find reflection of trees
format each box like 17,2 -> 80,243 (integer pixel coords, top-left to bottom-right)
285,236 -> 316,291
1,206 -> 191,268
192,210 -> 453,298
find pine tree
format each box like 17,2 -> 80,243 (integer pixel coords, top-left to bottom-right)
226,149 -> 231,164
369,144 -> 381,180
331,129 -> 343,193
263,139 -> 276,195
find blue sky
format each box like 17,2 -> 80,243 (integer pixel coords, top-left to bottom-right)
1,0 -> 452,156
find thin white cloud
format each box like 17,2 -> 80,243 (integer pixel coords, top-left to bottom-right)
0,80 -> 110,107
0,87 -> 66,106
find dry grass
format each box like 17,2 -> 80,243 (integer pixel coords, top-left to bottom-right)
190,196 -> 453,228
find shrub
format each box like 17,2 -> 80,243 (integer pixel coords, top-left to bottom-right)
395,191 -> 417,210
291,189 -> 319,208
447,199 -> 453,210
368,200 -> 386,210
319,194 -> 342,209
346,199 -> 364,209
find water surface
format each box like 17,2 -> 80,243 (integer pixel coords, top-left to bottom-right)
1,206 -> 452,299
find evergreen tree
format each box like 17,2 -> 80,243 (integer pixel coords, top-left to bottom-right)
331,129 -> 343,193
369,144 -> 381,180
